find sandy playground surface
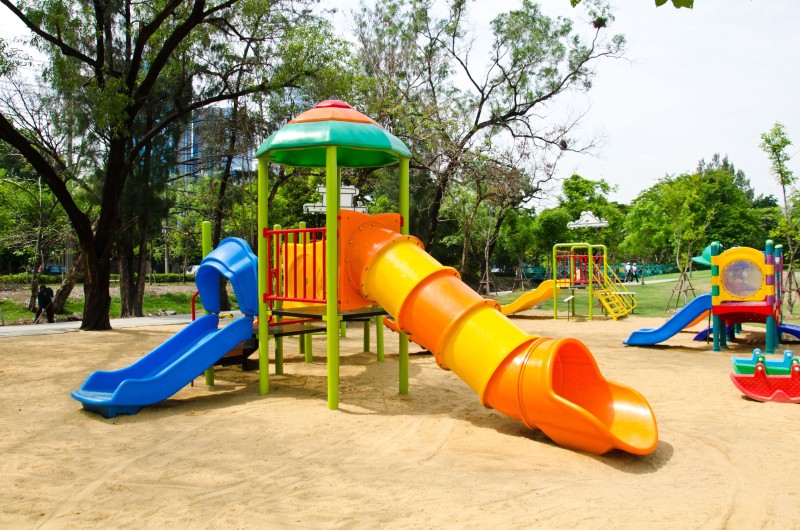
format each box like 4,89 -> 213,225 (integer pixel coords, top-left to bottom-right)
1,310 -> 799,529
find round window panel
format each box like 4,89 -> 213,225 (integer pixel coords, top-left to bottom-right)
721,259 -> 763,299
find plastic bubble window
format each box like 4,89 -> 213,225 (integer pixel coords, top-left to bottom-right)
721,259 -> 763,299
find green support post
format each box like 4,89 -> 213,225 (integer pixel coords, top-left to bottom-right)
257,159 -> 270,394
398,157 -> 410,394
363,320 -> 371,353
712,315 -> 722,352
765,315 -> 776,354
711,241 -> 723,352
202,221 -> 214,386
376,316 -> 384,362
325,147 -> 341,409
304,333 -> 313,363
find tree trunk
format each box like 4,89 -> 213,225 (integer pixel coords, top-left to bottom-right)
80,252 -> 113,330
485,209 -> 508,270
118,243 -> 135,317
28,275 -> 40,312
213,168 -> 232,312
424,176 -> 448,250
52,253 -> 85,314
133,225 -> 149,316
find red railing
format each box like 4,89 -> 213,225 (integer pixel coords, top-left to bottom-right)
555,253 -> 605,286
263,227 -> 327,304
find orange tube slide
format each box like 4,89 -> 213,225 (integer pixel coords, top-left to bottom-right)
340,212 -> 657,455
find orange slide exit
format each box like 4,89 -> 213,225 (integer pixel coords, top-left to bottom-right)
339,211 -> 658,455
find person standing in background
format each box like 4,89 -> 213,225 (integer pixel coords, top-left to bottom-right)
35,284 -> 55,323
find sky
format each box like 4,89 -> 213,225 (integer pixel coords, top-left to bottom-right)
334,0 -> 799,206
3,1 -> 797,207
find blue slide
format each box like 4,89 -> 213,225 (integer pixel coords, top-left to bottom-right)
778,323 -> 800,341
624,293 -> 712,346
71,238 -> 259,418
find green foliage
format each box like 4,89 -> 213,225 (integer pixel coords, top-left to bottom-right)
760,123 -> 794,190
0,273 -> 64,285
572,0 -> 693,7
0,148 -> 71,273
0,38 -> 24,77
557,174 -> 626,255
353,0 -> 625,257
530,208 -> 572,261
499,208 -> 538,264
622,157 -> 761,268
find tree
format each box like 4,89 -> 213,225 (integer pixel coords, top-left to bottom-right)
353,0 -> 625,252
621,174 -> 711,269
558,173 -> 625,257
571,0 -> 693,8
0,147 -> 70,309
498,207 -> 537,285
530,207 -> 572,262
760,122 -> 799,311
0,0 -> 343,329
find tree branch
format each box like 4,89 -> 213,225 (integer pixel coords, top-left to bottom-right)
0,0 -> 99,68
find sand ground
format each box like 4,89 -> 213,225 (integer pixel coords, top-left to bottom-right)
1,311 -> 799,529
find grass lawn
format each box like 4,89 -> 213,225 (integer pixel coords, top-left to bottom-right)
0,284 -> 225,325
3,269 -> 798,325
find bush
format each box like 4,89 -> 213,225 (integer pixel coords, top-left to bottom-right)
0,272 -> 197,286
0,273 -> 65,285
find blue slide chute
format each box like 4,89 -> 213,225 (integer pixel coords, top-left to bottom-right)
71,238 -> 259,418
196,237 -> 259,315
624,293 -> 712,346
778,323 -> 800,341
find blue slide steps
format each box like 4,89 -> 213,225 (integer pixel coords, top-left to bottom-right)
71,238 -> 259,418
624,293 -> 712,346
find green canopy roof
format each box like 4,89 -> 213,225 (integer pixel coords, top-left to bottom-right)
691,244 -> 713,267
255,101 -> 411,168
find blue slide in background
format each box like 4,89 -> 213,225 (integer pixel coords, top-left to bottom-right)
778,323 -> 800,341
71,238 -> 259,418
624,293 -> 712,346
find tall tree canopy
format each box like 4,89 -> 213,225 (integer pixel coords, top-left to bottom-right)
0,0 -> 345,329
353,0 -> 626,253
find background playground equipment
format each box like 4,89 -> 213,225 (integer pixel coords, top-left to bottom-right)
709,240 -> 783,352
730,348 -> 800,403
499,279 -> 560,316
625,240 -> 792,349
72,100 -> 658,455
551,243 -> 637,320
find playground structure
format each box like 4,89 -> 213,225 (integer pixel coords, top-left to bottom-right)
499,279 -> 560,316
72,100 -> 658,455
730,349 -> 800,403
551,243 -> 637,320
625,240 -> 800,350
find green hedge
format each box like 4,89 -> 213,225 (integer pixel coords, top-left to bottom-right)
0,273 -> 197,286
0,273 -> 65,285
